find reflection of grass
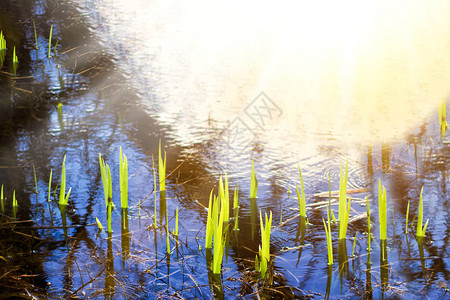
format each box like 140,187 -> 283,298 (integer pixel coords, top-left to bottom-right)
378,180 -> 387,240
296,165 -> 306,218
416,187 -> 429,238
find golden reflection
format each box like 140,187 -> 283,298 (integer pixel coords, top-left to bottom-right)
100,0 -> 450,144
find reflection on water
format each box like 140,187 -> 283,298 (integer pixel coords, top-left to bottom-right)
85,0 -> 449,149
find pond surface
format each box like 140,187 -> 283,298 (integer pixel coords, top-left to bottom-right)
0,0 -> 449,299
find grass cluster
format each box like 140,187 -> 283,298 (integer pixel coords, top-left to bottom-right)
258,211 -> 272,279
205,175 -> 231,274
99,153 -> 112,208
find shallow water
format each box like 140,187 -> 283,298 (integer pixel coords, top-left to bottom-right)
0,0 -> 449,299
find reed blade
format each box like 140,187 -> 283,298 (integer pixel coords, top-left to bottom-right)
58,155 -> 67,206
47,169 -> 52,202
250,160 -> 258,199
48,25 -> 52,59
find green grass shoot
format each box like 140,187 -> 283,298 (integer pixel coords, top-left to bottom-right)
159,140 -> 167,191
405,200 -> 410,234
152,156 -> 157,226
1,184 -> 4,212
416,187 -> 429,237
233,186 -> 239,231
47,169 -> 52,202
218,174 -> 229,223
99,153 -> 113,208
296,165 -> 306,217
53,40 -> 59,54
33,20 -> 38,49
438,99 -> 448,139
12,46 -> 18,64
166,224 -> 171,254
107,197 -> 113,233
351,232 -> 357,257
323,203 -> 333,266
12,190 -> 17,207
323,171 -> 333,266
174,207 -> 179,236
338,161 -> 351,240
119,147 -> 128,208
0,31 -> 5,50
205,190 -> 215,249
258,210 -> 272,279
378,180 -> 387,240
33,164 -> 38,194
366,196 -> 372,251
250,159 -> 258,198
95,216 -> 104,231
212,198 -> 226,274
58,155 -> 71,206
48,25 -> 53,59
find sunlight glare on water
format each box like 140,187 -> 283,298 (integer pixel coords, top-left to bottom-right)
91,0 -> 450,146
